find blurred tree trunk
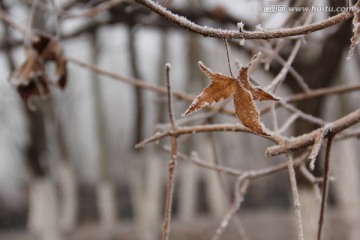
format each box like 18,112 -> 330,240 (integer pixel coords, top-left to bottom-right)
26,1 -> 62,239
90,32 -> 117,234
0,1 -> 15,71
128,27 -> 161,240
26,107 -> 62,240
179,35 -> 202,221
58,157 -> 78,232
202,137 -> 228,217
333,138 -> 360,240
331,97 -> 360,240
0,2 -> 62,238
45,102 -> 78,232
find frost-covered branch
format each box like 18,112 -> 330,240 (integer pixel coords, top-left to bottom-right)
266,109 -> 360,156
135,0 -> 353,40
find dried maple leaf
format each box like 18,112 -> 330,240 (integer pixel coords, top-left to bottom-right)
10,35 -> 67,108
37,36 -> 67,88
182,53 -> 278,136
11,48 -> 50,106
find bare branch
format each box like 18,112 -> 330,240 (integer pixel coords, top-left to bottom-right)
286,154 -> 304,240
336,128 -> 360,140
286,84 -> 360,103
280,101 -> 326,126
259,42 -> 310,93
67,57 -> 236,116
266,40 -> 303,92
212,174 -> 250,240
162,64 -> 178,240
299,163 -> 322,201
69,58 -> 360,130
277,112 -> 300,134
165,64 -> 176,128
163,146 -> 244,176
223,39 -> 234,78
134,0 -> 353,40
162,134 -> 177,240
0,7 -> 38,42
164,146 -> 309,179
260,84 -> 360,115
266,109 -> 360,156
317,135 -> 334,240
61,0 -> 125,19
308,126 -> 332,170
135,123 -> 283,149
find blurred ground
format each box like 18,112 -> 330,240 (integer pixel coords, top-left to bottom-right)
0,208 -> 347,240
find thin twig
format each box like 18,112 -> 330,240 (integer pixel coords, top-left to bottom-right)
266,109 -> 360,156
266,39 -> 303,92
260,84 -> 360,115
26,0 -> 39,47
208,133 -> 249,240
67,57 -> 235,116
286,153 -> 304,240
317,135 -> 334,240
336,128 -> 360,140
286,84 -> 360,103
266,0 -> 320,93
212,174 -> 250,240
134,0 -> 353,40
0,7 -> 38,42
162,63 -> 178,240
162,134 -> 177,240
299,163 -> 322,201
69,57 -> 360,124
308,127 -> 330,170
223,38 -> 234,78
156,109 -> 222,130
309,131 -> 325,171
164,146 -> 243,176
259,43 -> 310,93
135,123 -> 282,149
271,102 -> 279,132
166,64 -> 176,128
163,146 -> 309,179
49,0 -> 61,39
277,112 -> 300,134
280,101 -> 326,126
61,0 -> 125,19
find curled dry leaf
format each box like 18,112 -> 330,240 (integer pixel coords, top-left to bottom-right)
182,53 -> 278,136
10,35 -> 67,108
11,48 -> 50,105
348,1 -> 360,59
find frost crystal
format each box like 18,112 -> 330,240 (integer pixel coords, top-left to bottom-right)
237,22 -> 245,32
256,24 -> 264,31
239,39 -> 246,46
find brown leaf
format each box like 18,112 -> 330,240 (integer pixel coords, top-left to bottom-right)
12,48 -> 44,86
17,78 -> 50,107
183,55 -> 277,136
233,83 -> 268,136
10,35 -> 67,108
11,48 -> 49,106
182,62 -> 237,116
238,67 -> 278,102
34,35 -> 68,88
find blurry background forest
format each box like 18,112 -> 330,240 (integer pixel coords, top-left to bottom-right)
0,0 -> 360,239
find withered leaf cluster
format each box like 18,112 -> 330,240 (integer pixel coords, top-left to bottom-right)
183,53 -> 278,136
11,35 -> 67,107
